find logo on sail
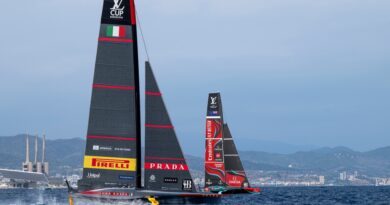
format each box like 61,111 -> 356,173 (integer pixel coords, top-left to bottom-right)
110,0 -> 125,19
144,162 -> 189,171
226,172 -> 246,187
92,158 -> 128,169
84,156 -> 136,171
209,96 -> 218,109
86,172 -> 101,179
119,175 -> 134,180
92,145 -> 112,151
149,174 -> 156,183
208,111 -> 218,116
206,139 -> 213,161
92,144 -> 130,152
182,179 -> 193,190
164,177 -> 178,183
210,97 -> 217,105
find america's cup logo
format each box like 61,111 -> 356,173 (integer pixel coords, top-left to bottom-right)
110,0 -> 125,19
112,0 -> 123,9
210,96 -> 218,109
210,97 -> 217,105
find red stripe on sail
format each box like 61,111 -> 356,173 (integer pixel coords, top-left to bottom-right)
130,0 -> 136,25
87,135 -> 136,141
145,91 -> 162,96
145,156 -> 185,161
145,124 -> 174,129
98,37 -> 133,43
93,84 -> 135,90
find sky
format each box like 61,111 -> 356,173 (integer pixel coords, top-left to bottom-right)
0,0 -> 389,154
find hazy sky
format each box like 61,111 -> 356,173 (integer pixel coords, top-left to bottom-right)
0,0 -> 389,152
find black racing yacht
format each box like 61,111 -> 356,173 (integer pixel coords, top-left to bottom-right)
67,0 -> 221,204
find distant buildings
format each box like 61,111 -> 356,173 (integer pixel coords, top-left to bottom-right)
22,134 -> 49,176
376,178 -> 390,186
339,171 -> 362,182
319,176 -> 325,185
354,171 -> 358,177
339,171 -> 347,181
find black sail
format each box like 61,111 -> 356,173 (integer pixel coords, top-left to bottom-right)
78,0 -> 141,190
144,62 -> 195,192
223,124 -> 250,188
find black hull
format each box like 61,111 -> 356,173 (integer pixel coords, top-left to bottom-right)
69,187 -> 222,205
208,186 -> 261,194
71,196 -> 221,205
155,196 -> 221,204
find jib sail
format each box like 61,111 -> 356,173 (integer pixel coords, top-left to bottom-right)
78,0 -> 141,190
144,62 -> 195,192
223,124 -> 250,188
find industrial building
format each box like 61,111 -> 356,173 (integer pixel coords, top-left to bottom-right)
0,133 -> 50,188
22,134 -> 49,175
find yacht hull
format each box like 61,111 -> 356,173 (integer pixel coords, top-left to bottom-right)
69,188 -> 222,204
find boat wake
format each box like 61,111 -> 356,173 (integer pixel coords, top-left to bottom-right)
4,191 -> 148,205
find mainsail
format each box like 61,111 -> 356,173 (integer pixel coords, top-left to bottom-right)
78,0 -> 141,190
204,93 -> 250,190
144,62 -> 195,192
205,93 -> 226,189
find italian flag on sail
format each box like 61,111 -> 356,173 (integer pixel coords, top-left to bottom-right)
106,25 -> 126,38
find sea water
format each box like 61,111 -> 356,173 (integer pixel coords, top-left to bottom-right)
0,186 -> 389,205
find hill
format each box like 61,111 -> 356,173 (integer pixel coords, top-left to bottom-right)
0,134 -> 84,175
238,147 -> 390,176
0,135 -> 389,177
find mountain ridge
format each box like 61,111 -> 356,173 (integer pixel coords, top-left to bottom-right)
0,135 -> 389,177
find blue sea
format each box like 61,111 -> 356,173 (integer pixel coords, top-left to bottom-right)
0,186 -> 389,205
